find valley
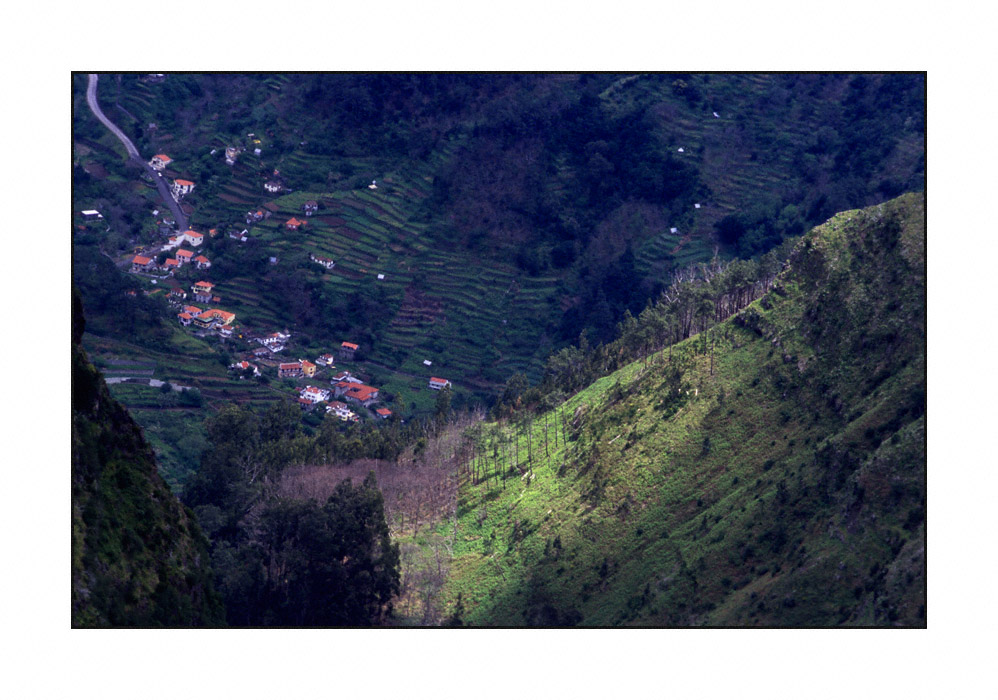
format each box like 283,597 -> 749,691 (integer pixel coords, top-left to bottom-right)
71,72 -> 925,627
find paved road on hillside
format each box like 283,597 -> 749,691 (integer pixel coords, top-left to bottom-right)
86,74 -> 189,230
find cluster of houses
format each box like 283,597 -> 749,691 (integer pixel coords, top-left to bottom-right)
297,385 -> 367,421
130,229 -> 211,277
292,367 -> 391,421
177,305 -> 236,334
131,250 -> 210,275
291,379 -> 384,422
117,159 -> 455,425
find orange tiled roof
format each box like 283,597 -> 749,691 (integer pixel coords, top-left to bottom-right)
340,383 -> 378,401
199,309 -> 235,324
430,377 -> 449,384
376,408 -> 392,416
175,179 -> 194,186
132,255 -> 151,265
154,154 -> 172,161
341,342 -> 359,350
194,255 -> 210,263
176,249 -> 193,258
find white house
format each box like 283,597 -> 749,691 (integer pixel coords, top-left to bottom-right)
171,179 -> 195,198
310,253 -> 335,270
300,386 -> 331,403
150,154 -> 172,170
163,234 -> 184,250
230,360 -> 260,376
264,181 -> 282,193
182,230 -> 204,246
81,210 -> 103,220
326,401 -> 356,421
428,377 -> 452,391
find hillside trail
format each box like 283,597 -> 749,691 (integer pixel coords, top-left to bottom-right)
85,74 -> 189,231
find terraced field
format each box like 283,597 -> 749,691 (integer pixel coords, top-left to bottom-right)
164,134 -> 565,395
93,74 -> 919,411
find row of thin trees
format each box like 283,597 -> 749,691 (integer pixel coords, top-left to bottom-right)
539,245 -> 791,400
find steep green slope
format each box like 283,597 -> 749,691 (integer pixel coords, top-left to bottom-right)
439,193 -> 925,626
72,292 -> 224,626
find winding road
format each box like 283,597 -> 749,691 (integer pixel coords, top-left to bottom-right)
86,74 -> 189,231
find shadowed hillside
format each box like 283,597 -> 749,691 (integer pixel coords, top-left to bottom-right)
72,291 -> 224,626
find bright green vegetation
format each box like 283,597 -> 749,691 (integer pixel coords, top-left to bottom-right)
436,194 -> 925,626
72,293 -> 224,627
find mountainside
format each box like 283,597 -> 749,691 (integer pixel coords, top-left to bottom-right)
74,73 -> 924,400
72,291 -> 224,626
438,193 -> 925,626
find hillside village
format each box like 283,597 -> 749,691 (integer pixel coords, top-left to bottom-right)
87,149 -> 454,425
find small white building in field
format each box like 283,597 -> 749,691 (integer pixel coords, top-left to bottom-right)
428,377 -> 451,391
